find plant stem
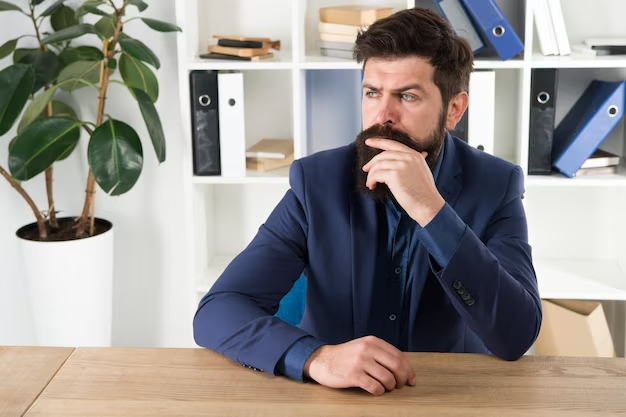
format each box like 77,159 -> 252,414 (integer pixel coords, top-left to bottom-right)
30,2 -> 59,231
44,99 -> 58,228
0,165 -> 47,239
76,11 -> 124,237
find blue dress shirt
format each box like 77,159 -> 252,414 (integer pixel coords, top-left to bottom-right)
275,141 -> 466,382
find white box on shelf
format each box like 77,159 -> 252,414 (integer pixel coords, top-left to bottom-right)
468,70 -> 496,155
217,72 -> 247,177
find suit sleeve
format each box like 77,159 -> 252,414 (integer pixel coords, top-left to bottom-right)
193,160 -> 324,374
422,165 -> 542,360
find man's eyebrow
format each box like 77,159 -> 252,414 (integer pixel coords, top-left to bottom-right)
362,82 -> 426,94
390,83 -> 426,94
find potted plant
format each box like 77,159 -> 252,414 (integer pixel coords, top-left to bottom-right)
0,0 -> 180,346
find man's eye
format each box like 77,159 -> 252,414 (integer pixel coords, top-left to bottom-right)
366,91 -> 379,98
401,93 -> 416,102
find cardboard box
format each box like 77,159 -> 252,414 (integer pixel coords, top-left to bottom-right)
535,299 -> 615,357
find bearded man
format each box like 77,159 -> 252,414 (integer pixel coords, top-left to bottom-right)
193,7 -> 542,397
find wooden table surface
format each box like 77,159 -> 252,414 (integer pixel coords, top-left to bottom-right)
0,346 -> 74,417
21,347 -> 626,417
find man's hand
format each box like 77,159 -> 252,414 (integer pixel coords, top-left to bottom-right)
303,335 -> 416,396
362,138 -> 445,226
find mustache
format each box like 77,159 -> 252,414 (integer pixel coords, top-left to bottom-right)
355,124 -> 417,150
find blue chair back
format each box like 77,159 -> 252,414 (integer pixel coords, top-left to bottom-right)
275,275 -> 306,326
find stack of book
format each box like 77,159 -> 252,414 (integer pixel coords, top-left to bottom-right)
201,35 -> 281,61
572,38 -> 626,57
575,149 -> 621,177
245,139 -> 294,172
317,5 -> 393,60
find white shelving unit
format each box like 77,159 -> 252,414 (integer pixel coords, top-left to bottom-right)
173,0 -> 626,326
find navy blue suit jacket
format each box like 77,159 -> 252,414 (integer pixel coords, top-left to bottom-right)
194,134 -> 542,375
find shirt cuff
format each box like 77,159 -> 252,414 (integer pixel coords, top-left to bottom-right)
275,335 -> 326,382
415,203 -> 467,269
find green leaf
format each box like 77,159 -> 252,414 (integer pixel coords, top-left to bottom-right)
119,37 -> 160,69
141,18 -> 181,33
41,0 -> 65,17
18,50 -> 61,93
13,48 -> 37,64
56,138 -> 78,160
84,5 -> 107,15
0,38 -> 18,60
0,1 -> 23,12
119,53 -> 158,102
88,119 -> 143,196
9,117 -> 80,181
59,46 -> 103,67
36,100 -> 78,121
22,98 -> 79,158
107,58 -> 116,71
17,84 -> 60,134
132,88 -> 165,163
51,4 -> 79,31
128,0 -> 147,12
0,64 -> 36,136
31,0 -> 46,5
76,0 -> 105,18
8,136 -> 16,151
95,15 -> 117,39
41,23 -> 96,45
57,60 -> 100,92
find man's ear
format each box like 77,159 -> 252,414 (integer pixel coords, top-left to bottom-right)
445,91 -> 469,132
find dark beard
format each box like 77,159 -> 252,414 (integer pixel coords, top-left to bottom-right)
354,115 -> 446,203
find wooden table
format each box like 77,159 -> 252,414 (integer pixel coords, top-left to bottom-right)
0,346 -> 74,417
20,347 -> 626,416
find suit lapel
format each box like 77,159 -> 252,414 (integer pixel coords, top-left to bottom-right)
349,192 -> 379,340
435,133 -> 464,208
408,134 -> 464,348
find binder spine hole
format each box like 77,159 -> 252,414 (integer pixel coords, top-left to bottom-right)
608,105 -> 618,117
537,92 -> 550,104
493,25 -> 505,37
228,98 -> 236,106
199,95 -> 211,106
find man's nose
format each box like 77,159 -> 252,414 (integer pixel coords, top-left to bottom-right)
374,98 -> 397,125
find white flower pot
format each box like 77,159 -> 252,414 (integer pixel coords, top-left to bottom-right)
16,218 -> 114,347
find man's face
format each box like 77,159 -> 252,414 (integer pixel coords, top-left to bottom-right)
355,56 -> 448,201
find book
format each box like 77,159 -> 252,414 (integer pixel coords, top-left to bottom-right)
214,36 -> 281,51
319,6 -> 393,26
574,166 -> 618,177
245,139 -> 294,172
320,48 -> 353,60
319,33 -> 357,44
207,45 -> 271,57
199,52 -> 274,61
318,41 -> 355,51
580,149 -> 620,169
245,139 -> 293,159
318,21 -> 367,36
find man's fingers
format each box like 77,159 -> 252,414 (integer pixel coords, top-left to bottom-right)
362,361 -> 397,392
370,339 -> 416,386
356,373 -> 386,396
362,151 -> 410,171
365,138 -> 413,152
365,168 -> 394,190
372,349 -> 411,388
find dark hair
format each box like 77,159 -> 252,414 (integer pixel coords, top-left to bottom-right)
354,7 -> 474,107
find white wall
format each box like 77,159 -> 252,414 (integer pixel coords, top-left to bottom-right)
0,0 -> 193,347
